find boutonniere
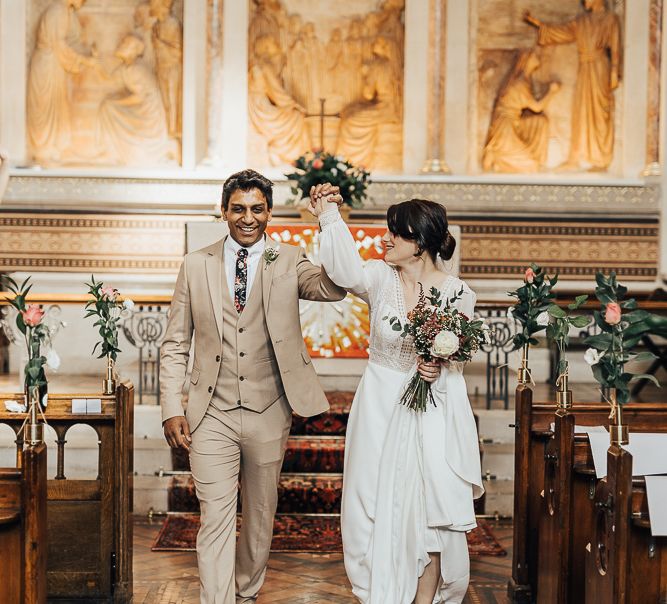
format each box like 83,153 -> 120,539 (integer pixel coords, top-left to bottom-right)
263,246 -> 280,269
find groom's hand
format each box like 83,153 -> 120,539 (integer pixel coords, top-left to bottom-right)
164,416 -> 192,450
309,183 -> 343,217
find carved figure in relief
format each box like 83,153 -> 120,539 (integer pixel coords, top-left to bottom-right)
248,35 -> 309,165
27,0 -> 96,164
525,0 -> 621,171
150,0 -> 182,139
337,36 -> 401,168
95,35 -> 177,166
342,19 -> 365,107
483,50 -> 561,173
249,0 -> 285,51
134,2 -> 157,70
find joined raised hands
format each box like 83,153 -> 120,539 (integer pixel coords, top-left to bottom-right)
308,183 -> 344,217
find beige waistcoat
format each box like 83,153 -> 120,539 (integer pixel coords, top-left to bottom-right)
213,267 -> 284,412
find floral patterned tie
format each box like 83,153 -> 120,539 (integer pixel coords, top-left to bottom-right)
234,248 -> 248,313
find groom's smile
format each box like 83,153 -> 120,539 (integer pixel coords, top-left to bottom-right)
223,188 -> 272,247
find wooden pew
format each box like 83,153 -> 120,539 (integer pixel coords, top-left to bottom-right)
508,387 -> 667,603
0,442 -> 47,604
0,382 -> 134,602
585,447 -> 667,603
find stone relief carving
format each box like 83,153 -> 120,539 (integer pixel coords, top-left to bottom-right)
26,0 -> 182,167
475,0 -> 623,175
525,0 -> 621,172
151,0 -> 183,140
247,0 -> 404,171
483,49 -> 561,173
27,0 -> 97,165
95,35 -> 178,166
247,35 -> 309,165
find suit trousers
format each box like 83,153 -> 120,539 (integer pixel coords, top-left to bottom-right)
189,396 -> 292,604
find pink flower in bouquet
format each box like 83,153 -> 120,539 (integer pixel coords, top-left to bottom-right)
101,286 -> 117,301
312,158 -> 324,169
604,302 -> 622,325
21,304 -> 44,327
524,267 -> 535,284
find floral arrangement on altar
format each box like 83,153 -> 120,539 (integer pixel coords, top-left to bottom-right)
85,275 -> 134,394
4,276 -> 60,403
284,149 -> 371,209
384,285 -> 488,412
507,264 -> 558,351
583,271 -> 659,405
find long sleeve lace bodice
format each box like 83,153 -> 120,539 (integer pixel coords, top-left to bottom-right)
318,208 -> 477,373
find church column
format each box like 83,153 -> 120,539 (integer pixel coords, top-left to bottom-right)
403,0 -> 430,173
0,0 -> 27,164
623,0 -> 650,177
660,2 -> 667,280
220,0 -> 249,173
644,0 -> 664,176
443,0 -> 469,174
182,0 -> 208,169
421,0 -> 449,173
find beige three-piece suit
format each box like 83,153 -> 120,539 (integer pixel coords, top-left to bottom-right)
160,235 -> 346,603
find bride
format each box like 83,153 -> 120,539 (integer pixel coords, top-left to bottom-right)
310,184 -> 484,604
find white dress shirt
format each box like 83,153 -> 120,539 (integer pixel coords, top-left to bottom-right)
224,236 -> 266,301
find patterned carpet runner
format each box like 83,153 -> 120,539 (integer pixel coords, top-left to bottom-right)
152,513 -> 507,556
156,391 -> 503,555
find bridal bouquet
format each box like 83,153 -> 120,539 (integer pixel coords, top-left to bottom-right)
384,285 -> 488,411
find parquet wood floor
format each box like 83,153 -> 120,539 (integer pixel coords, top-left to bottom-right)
134,517 -> 512,603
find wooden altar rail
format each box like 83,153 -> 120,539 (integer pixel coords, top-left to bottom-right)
0,382 -> 134,603
507,386 -> 667,603
1,292 -> 666,310
0,442 -> 47,604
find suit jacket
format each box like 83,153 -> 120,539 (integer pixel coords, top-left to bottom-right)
160,235 -> 346,430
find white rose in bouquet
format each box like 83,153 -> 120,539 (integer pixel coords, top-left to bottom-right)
431,330 -> 460,359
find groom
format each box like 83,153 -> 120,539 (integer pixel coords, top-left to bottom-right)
160,169 -> 346,603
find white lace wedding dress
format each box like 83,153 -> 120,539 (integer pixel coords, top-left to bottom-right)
318,209 -> 484,604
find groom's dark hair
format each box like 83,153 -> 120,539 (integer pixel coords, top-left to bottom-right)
387,199 -> 456,262
222,169 -> 274,210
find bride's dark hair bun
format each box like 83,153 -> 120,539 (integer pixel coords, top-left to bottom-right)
440,230 -> 456,261
386,198 -> 455,262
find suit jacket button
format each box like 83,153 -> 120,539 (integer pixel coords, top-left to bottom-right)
239,327 -> 245,333
237,399 -> 242,405
208,386 -> 213,393
239,352 -> 245,357
239,376 -> 245,381
216,355 -> 221,362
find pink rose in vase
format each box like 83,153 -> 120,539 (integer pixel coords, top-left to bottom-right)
101,286 -> 118,301
524,267 -> 535,284
604,302 -> 622,325
312,158 -> 324,170
21,304 -> 45,327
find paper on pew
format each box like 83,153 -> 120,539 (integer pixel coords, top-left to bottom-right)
549,423 -> 608,434
588,432 -> 667,479
645,476 -> 667,537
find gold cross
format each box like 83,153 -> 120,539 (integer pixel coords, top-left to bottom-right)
305,98 -> 340,150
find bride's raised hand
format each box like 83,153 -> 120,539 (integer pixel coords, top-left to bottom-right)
417,357 -> 441,383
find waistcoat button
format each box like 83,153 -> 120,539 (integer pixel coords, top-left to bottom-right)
207,386 -> 213,393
